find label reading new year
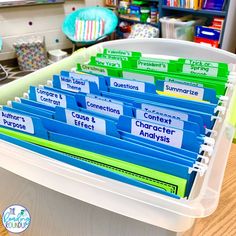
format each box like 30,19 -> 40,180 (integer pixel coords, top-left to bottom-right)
123,71 -> 155,83
136,109 -> 184,129
69,72 -> 99,88
110,78 -> 145,92
137,60 -> 168,72
60,76 -> 90,93
131,118 -> 183,148
0,111 -> 34,134
183,64 -> 218,77
105,49 -> 132,57
185,59 -> 219,68
165,77 -> 204,87
85,96 -> 123,118
164,81 -> 204,100
141,103 -> 188,121
35,88 -> 67,107
80,64 -> 108,76
95,58 -> 122,68
65,109 -> 106,134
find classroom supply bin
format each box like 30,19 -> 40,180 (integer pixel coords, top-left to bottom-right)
0,39 -> 236,236
160,16 -> 206,41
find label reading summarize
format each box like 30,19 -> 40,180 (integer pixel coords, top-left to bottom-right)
110,78 -> 145,92
80,64 -> 108,76
183,64 -> 218,77
141,103 -> 188,121
185,59 -> 219,68
136,109 -> 184,130
106,49 -> 132,57
85,96 -> 123,118
60,76 -> 90,93
35,88 -> 67,107
165,77 -> 204,87
65,109 -> 106,134
69,72 -> 99,88
164,81 -> 204,100
95,58 -> 122,68
131,118 -> 183,148
123,71 -> 155,83
137,60 -> 168,72
0,111 -> 34,134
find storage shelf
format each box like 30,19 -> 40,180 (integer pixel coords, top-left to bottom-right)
162,6 -> 227,16
119,16 -> 158,27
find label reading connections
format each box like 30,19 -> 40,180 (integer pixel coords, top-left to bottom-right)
85,96 -> 124,118
137,60 -> 168,72
110,78 -> 145,92
123,71 -> 155,83
165,77 -> 204,87
65,109 -> 106,134
183,64 -> 218,77
69,72 -> 100,88
141,103 -> 188,121
164,81 -> 204,100
0,111 -> 34,134
136,109 -> 184,130
80,64 -> 108,76
131,118 -> 183,148
59,76 -> 90,93
35,88 -> 67,107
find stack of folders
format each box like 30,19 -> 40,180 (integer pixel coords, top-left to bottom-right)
0,48 -> 234,199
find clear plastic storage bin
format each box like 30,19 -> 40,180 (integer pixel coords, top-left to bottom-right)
0,39 -> 236,236
160,16 -> 206,41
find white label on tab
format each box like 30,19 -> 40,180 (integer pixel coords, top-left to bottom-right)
123,71 -> 155,83
185,59 -> 219,68
80,64 -> 108,76
95,58 -> 122,68
0,111 -> 34,134
85,97 -> 123,118
164,81 -> 204,100
110,78 -> 145,92
35,88 -> 67,107
165,77 -> 204,87
106,49 -> 132,57
183,64 -> 218,77
60,76 -> 90,93
136,109 -> 184,130
65,109 -> 106,134
137,60 -> 168,72
87,94 -> 123,105
131,118 -> 183,148
69,72 -> 99,88
141,103 -> 188,121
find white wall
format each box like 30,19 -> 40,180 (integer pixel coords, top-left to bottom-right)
0,0 -> 104,60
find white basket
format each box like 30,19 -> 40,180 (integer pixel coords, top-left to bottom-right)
0,39 -> 236,236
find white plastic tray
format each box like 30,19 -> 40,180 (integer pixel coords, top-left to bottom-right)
0,39 -> 236,233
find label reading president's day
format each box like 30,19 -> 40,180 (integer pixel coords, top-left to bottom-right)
136,109 -> 184,130
131,118 -> 183,148
65,109 -> 106,134
0,111 -> 34,134
110,78 -> 145,92
183,64 -> 218,77
85,96 -> 123,118
163,81 -> 204,100
59,76 -> 90,93
35,88 -> 67,107
137,59 -> 168,72
141,103 -> 188,121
